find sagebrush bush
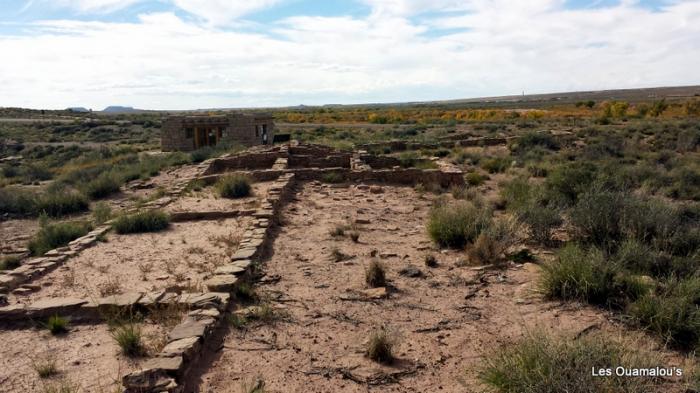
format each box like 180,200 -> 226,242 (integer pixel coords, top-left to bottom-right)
427,201 -> 492,248
365,260 -> 387,288
28,221 -> 91,256
215,174 -> 252,198
518,204 -> 562,245
543,162 -> 597,207
321,171 -> 344,184
569,190 -> 626,249
83,171 -> 122,199
630,276 -> 700,350
36,191 -> 89,217
0,255 -> 21,270
0,187 -> 37,215
510,131 -> 559,155
540,244 -> 649,309
113,210 -> 170,234
190,146 -> 214,163
366,328 -> 395,364
481,157 -> 511,174
92,201 -> 112,224
480,332 -> 662,393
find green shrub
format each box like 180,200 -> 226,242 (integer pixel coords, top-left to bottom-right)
465,172 -> 487,186
321,172 -> 344,184
543,162 -> 597,207
83,171 -> 122,199
540,244 -> 649,309
36,191 -> 89,217
481,157 -> 511,174
518,204 -> 562,245
46,315 -> 69,335
630,276 -> 700,350
28,221 -> 91,256
113,210 -> 170,234
0,187 -> 37,215
92,201 -> 112,224
501,178 -> 536,211
480,332 -> 662,393
190,146 -> 214,163
427,201 -> 492,248
510,132 -> 559,155
111,323 -> 144,357
0,255 -> 21,270
215,174 -> 252,198
569,190 -> 626,249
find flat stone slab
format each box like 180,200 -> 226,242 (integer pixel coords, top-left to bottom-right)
97,292 -> 143,308
214,265 -> 247,276
231,248 -> 257,261
168,318 -> 215,341
161,337 -> 201,358
28,297 -> 88,316
142,356 -> 184,374
231,259 -> 253,271
204,275 -> 239,292
138,291 -> 166,306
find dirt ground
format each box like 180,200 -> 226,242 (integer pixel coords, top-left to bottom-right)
0,322 -> 166,393
0,218 -> 39,257
166,181 -> 275,214
195,182 -> 688,393
10,217 -> 252,305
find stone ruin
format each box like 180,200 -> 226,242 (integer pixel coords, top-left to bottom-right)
0,141 -> 464,392
161,113 -> 275,152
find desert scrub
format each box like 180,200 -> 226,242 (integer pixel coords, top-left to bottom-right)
540,244 -> 650,309
113,210 -> 170,234
215,174 -> 252,198
111,323 -> 144,357
365,260 -> 387,288
517,204 -> 562,245
46,315 -> 69,335
366,327 -> 395,364
92,201 -> 112,224
480,332 -> 663,393
481,156 -> 511,174
629,276 -> 700,350
467,217 -> 519,265
0,255 -> 21,270
321,171 -> 344,184
427,200 -> 492,248
28,221 -> 91,256
36,191 -> 89,217
32,356 -> 58,378
82,171 -> 122,199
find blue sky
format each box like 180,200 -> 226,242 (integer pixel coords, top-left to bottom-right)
0,0 -> 698,109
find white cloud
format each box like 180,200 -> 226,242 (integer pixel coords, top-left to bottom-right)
52,0 -> 144,13
171,0 -> 283,24
0,1 -> 699,109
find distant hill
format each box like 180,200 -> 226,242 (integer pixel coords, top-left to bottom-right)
102,106 -> 138,113
66,107 -> 90,113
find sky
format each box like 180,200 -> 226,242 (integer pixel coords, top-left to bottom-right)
0,0 -> 699,110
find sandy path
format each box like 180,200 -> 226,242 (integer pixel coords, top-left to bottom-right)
192,182 -> 687,393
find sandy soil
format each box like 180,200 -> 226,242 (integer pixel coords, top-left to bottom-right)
11,217 -> 252,305
166,181 -> 275,214
0,322 -> 166,393
0,219 -> 39,257
195,182 -> 688,393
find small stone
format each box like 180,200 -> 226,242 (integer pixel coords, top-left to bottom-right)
232,248 -> 257,261
360,287 -> 388,299
379,252 -> 398,259
369,186 -> 383,194
398,265 -> 424,278
214,265 -> 247,276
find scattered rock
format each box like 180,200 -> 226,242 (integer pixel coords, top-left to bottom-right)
369,186 -> 384,194
168,318 -> 215,341
399,265 -> 424,278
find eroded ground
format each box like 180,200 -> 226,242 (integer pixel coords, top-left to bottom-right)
0,322 -> 167,392
10,217 -> 252,305
197,182 -> 687,393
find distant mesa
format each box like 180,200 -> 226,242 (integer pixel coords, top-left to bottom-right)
102,106 -> 138,113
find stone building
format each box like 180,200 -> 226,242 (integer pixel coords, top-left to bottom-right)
161,113 -> 275,151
